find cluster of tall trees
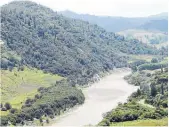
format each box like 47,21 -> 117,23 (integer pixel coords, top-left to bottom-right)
1,1 -> 161,85
0,80 -> 85,126
146,69 -> 168,107
99,101 -> 167,126
0,1 -> 167,126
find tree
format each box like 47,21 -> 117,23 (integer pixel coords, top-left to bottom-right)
4,102 -> 12,110
10,108 -> 17,114
46,119 -> 49,123
39,117 -> 43,123
161,83 -> 164,95
150,83 -> 157,97
35,94 -> 40,99
160,66 -> 163,73
151,58 -> 158,63
162,100 -> 168,108
136,89 -> 141,96
0,103 -> 3,108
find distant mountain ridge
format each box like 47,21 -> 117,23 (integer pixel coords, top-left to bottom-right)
59,10 -> 168,32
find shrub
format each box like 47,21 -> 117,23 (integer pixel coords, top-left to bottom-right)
4,102 -> 12,110
151,58 -> 158,63
10,108 -> 18,114
1,107 -> 7,111
162,100 -> 168,108
39,117 -> 43,123
46,119 -> 49,123
0,116 -> 8,126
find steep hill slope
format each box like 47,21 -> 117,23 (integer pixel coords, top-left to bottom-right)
1,1 -> 157,85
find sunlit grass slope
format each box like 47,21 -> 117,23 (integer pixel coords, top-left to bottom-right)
0,67 -> 63,115
110,117 -> 168,126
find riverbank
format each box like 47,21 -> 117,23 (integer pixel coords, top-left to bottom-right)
51,68 -> 138,126
99,68 -> 168,126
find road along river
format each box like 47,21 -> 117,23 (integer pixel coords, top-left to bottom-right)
51,68 -> 138,126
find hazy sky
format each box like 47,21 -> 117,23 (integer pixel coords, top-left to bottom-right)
0,0 -> 168,17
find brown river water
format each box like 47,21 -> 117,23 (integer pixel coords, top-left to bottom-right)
51,68 -> 138,126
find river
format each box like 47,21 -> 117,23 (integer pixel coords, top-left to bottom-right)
51,68 -> 138,126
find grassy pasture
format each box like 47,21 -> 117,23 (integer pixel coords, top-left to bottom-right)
128,54 -> 155,63
0,67 -> 63,115
110,117 -> 168,126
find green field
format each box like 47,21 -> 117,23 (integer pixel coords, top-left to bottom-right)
128,54 -> 155,63
0,67 -> 63,115
110,117 -> 168,126
128,54 -> 168,64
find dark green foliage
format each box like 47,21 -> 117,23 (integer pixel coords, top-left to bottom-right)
1,107 -> 7,111
0,116 -> 9,126
4,102 -> 12,110
126,68 -> 168,108
1,46 -> 21,70
10,108 -> 18,114
1,81 -> 85,126
35,94 -> 40,99
151,58 -> 158,63
150,83 -> 157,97
46,119 -> 49,123
98,102 -> 167,126
1,1 -> 159,85
162,100 -> 168,108
136,89 -> 141,96
8,114 -> 17,125
110,68 -> 169,126
39,117 -> 43,123
130,60 -> 148,71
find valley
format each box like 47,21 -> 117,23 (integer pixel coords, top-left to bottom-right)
0,1 -> 168,126
51,68 -> 138,126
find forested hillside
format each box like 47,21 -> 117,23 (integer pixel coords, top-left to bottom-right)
1,1 -> 158,85
0,1 -> 168,126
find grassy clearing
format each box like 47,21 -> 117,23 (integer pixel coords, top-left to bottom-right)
129,55 -> 168,64
154,42 -> 168,49
110,117 -> 168,126
0,67 -> 63,115
138,99 -> 155,109
128,54 -> 155,63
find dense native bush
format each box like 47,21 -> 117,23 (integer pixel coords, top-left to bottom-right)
1,1 -> 160,85
100,68 -> 168,126
129,60 -> 148,71
126,68 -> 168,108
98,101 -> 167,126
0,80 -> 85,126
